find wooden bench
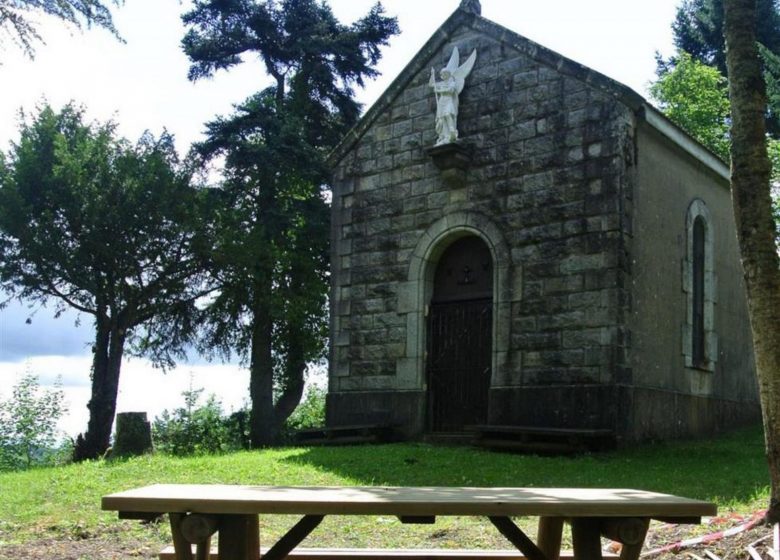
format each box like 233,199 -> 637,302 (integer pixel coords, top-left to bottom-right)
103,484 -> 716,560
472,425 -> 615,454
294,424 -> 399,446
159,546 -> 618,560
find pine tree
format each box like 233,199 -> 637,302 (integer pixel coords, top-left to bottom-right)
181,0 -> 399,446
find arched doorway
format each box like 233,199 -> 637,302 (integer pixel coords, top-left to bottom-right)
426,236 -> 493,433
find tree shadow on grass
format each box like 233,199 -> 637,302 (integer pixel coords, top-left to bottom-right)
280,424 -> 769,507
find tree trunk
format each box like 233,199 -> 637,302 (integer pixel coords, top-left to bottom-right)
73,315 -> 126,461
249,297 -> 276,447
723,0 -> 780,523
273,327 -> 307,433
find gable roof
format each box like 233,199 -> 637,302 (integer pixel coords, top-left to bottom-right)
328,5 -> 729,181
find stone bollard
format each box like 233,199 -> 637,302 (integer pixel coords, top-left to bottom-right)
112,412 -> 153,458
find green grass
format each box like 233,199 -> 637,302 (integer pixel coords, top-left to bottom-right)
0,424 -> 770,550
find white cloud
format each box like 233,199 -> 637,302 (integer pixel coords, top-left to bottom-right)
0,354 -> 250,438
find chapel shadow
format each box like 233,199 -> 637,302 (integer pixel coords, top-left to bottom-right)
280,424 -> 768,506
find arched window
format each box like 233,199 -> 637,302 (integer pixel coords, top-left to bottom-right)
683,200 -> 717,371
691,216 -> 706,367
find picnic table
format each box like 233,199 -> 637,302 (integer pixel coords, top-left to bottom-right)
102,485 -> 716,560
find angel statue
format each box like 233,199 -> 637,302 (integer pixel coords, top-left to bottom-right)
429,47 -> 477,145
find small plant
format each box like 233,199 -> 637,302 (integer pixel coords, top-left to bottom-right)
284,385 -> 326,432
152,379 -> 246,456
0,372 -> 68,471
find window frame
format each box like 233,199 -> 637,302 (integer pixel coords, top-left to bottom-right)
682,199 -> 717,372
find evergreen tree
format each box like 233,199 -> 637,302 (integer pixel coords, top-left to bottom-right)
664,0 -> 780,136
181,0 -> 398,446
0,104 -> 212,460
0,0 -> 123,58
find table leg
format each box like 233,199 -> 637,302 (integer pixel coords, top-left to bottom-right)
570,518 -> 603,560
218,514 -> 260,560
489,516 -> 549,560
195,536 -> 212,560
537,517 -> 564,560
616,519 -> 649,560
263,515 -> 324,560
170,513 -> 194,560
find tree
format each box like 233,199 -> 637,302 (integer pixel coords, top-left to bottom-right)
0,104 -> 211,460
0,372 -> 67,470
667,0 -> 780,136
181,0 -> 399,446
650,51 -> 732,160
650,48 -> 780,245
0,0 -> 123,58
723,0 -> 780,523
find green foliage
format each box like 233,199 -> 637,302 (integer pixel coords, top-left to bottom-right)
664,0 -> 780,137
650,50 -> 780,245
0,372 -> 67,471
182,0 -> 400,144
0,103 -> 213,459
651,51 -> 731,160
284,385 -> 326,432
770,139 -> 780,244
181,0 -> 398,446
0,0 -> 123,58
761,44 -> 780,137
152,382 -> 247,456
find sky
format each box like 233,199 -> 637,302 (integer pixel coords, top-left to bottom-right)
0,0 -> 681,438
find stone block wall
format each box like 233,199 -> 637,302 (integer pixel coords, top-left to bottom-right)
328,16 -> 638,435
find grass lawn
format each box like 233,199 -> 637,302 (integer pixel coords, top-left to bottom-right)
0,424 -> 770,553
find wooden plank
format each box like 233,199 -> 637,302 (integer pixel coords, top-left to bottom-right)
473,426 -> 613,437
119,511 -> 163,521
473,440 -> 583,454
398,516 -> 436,524
264,515 -> 325,560
103,485 -> 717,518
180,514 -> 219,544
296,424 -> 396,434
652,516 -> 701,524
488,516 -> 549,560
599,518 -> 647,546
170,513 -> 194,560
616,519 -> 649,560
217,514 -> 259,560
570,518 -> 603,560
536,517 -> 563,560
296,436 -> 380,446
158,547 -> 617,560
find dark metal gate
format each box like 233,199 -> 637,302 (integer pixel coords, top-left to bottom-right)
425,236 -> 494,433
427,298 -> 492,432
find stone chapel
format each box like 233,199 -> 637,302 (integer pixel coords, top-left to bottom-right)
325,1 -> 760,445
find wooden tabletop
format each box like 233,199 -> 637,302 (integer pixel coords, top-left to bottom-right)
102,485 -> 716,518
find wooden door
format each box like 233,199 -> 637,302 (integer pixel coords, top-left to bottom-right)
426,236 -> 493,433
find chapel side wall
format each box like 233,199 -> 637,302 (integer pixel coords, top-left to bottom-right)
328,24 -> 637,436
626,124 -> 760,440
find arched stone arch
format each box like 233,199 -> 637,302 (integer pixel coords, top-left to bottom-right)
395,211 -> 516,394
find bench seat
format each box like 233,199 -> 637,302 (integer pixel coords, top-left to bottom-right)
294,424 -> 400,446
159,546 -> 617,560
471,425 -> 615,454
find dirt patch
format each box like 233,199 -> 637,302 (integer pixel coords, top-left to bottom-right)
0,536 -> 158,560
0,514 -> 775,560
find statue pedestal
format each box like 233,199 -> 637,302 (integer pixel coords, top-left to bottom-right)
427,142 -> 473,188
